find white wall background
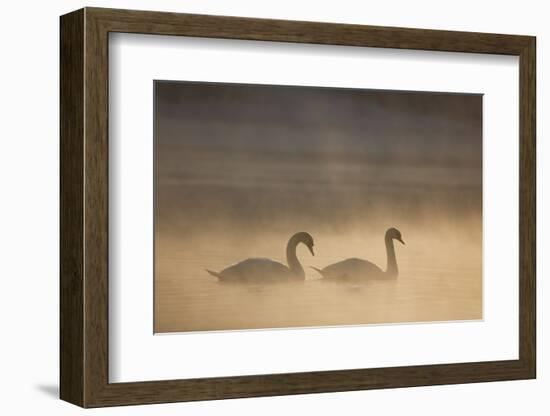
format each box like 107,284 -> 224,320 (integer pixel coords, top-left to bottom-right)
0,0 -> 545,414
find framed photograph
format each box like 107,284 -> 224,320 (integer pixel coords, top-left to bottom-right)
60,7 -> 536,408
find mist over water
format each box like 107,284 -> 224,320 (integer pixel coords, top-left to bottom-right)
154,81 -> 482,333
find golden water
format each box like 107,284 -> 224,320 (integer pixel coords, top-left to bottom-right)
155,225 -> 481,333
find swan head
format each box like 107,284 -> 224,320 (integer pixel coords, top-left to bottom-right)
386,227 -> 405,245
293,231 -> 315,256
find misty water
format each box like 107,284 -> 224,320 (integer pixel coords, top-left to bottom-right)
154,81 -> 482,333
154,160 -> 482,333
155,227 -> 481,333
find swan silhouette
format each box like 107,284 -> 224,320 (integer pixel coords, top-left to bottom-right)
312,228 -> 404,282
206,232 -> 315,283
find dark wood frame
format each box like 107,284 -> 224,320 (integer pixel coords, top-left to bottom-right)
60,7 -> 536,408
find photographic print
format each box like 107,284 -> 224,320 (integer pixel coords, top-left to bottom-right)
154,81 -> 482,333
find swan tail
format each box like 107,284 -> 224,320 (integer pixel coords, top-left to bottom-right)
205,269 -> 223,280
310,266 -> 325,277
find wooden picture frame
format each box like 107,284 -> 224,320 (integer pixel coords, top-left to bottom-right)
60,7 -> 536,408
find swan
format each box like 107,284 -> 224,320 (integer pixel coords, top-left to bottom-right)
206,232 -> 315,283
312,228 -> 404,282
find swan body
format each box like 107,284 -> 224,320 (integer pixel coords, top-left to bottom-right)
312,258 -> 384,281
206,232 -> 314,283
206,258 -> 296,283
313,228 -> 404,283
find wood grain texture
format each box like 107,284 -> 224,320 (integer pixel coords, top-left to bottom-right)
59,8 -> 84,407
83,10 -> 110,406
89,7 -> 532,54
59,7 -> 537,408
519,38 -> 536,375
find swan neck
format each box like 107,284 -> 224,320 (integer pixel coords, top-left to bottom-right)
385,234 -> 398,277
286,236 -> 305,278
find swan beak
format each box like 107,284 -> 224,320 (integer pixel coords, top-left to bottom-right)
397,237 -> 405,245
308,246 -> 315,256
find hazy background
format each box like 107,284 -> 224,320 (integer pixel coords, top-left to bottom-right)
154,81 -> 482,333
